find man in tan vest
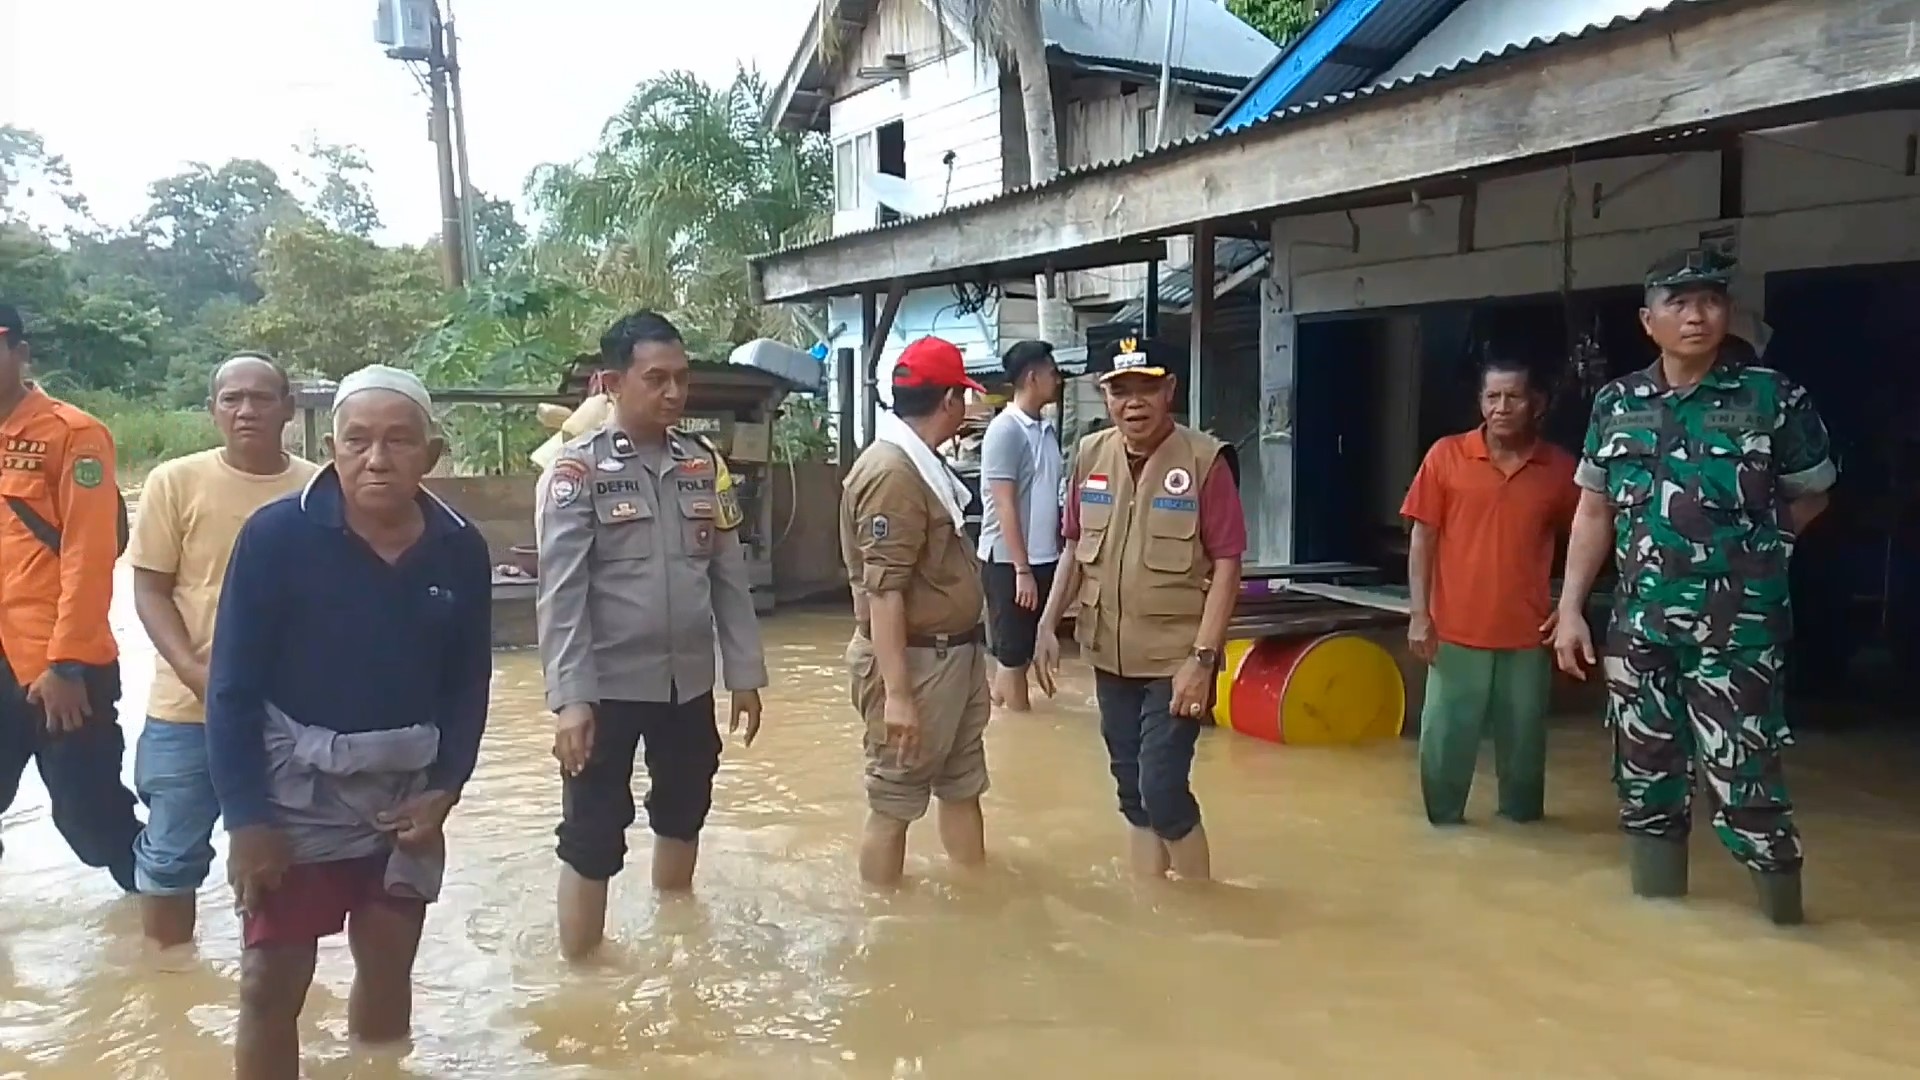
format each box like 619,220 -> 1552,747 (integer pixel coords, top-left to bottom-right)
840,338 -> 993,887
1034,339 -> 1246,880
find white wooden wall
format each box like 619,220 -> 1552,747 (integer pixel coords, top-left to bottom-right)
1253,109 -> 1920,565
1271,111 -> 1920,317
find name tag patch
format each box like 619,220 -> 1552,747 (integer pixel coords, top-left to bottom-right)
595,478 -> 643,497
1151,496 -> 1197,512
1081,491 -> 1114,505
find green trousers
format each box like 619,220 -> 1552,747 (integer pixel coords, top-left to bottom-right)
1419,643 -> 1551,825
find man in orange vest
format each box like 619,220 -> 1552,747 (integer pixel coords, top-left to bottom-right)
1034,339 -> 1246,880
0,303 -> 141,888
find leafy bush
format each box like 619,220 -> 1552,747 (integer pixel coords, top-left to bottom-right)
58,387 -> 219,482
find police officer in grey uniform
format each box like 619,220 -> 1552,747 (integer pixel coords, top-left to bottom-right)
536,310 -> 768,960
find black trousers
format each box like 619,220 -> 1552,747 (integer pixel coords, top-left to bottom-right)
0,655 -> 141,890
555,694 -> 723,881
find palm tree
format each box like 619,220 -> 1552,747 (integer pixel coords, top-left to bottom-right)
526,68 -> 833,353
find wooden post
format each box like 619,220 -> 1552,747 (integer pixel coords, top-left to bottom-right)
835,346 -> 856,468
859,292 -> 876,449
1188,223 -> 1215,428
1258,234 -> 1297,566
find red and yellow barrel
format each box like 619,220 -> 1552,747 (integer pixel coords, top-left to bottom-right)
1211,633 -> 1405,745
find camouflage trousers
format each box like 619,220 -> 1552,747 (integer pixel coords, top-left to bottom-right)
1603,639 -> 1802,874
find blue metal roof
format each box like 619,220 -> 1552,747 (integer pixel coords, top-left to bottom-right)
1215,0 -> 1466,133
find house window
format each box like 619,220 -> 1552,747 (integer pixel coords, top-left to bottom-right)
1138,105 -> 1159,151
834,139 -> 857,211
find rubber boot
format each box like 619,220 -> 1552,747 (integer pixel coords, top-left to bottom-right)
1627,836 -> 1689,898
1751,870 -> 1804,926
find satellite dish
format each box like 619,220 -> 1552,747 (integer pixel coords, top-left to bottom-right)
863,173 -> 938,218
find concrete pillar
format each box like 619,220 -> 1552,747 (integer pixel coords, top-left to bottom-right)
1257,234 -> 1297,568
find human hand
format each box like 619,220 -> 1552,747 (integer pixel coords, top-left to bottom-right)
1538,609 -> 1561,644
377,790 -> 457,853
26,669 -> 89,734
228,825 -> 292,915
553,704 -> 596,777
1014,568 -> 1038,611
883,692 -> 922,767
1169,657 -> 1212,723
1407,612 -> 1439,665
182,660 -> 211,702
1551,607 -> 1597,679
1032,627 -> 1060,698
730,690 -> 763,748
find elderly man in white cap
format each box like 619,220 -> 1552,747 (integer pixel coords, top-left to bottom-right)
205,364 -> 493,1080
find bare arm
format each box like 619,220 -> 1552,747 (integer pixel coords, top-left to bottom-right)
1558,489 -> 1613,616
1037,555 -> 1080,635
866,590 -> 914,703
1407,521 -> 1437,619
987,479 -> 1032,569
1195,556 -> 1240,653
133,568 -> 205,697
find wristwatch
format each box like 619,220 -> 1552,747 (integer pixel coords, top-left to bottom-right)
1190,646 -> 1220,669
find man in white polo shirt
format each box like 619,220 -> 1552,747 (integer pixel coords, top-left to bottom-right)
977,340 -> 1064,712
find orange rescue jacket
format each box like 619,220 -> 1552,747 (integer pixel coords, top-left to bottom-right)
0,385 -> 119,684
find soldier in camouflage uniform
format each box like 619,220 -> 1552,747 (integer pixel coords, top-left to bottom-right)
1552,249 -> 1836,925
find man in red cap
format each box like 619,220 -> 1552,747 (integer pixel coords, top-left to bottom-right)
839,337 -> 993,886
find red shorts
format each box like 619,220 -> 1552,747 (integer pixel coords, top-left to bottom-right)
241,855 -> 425,950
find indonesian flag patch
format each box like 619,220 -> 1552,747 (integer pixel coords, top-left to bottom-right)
1085,474 -> 1109,492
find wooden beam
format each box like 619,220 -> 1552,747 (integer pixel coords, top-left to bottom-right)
753,0 -> 1920,303
860,282 -> 904,448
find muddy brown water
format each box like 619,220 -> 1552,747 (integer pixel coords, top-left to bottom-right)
5,569 -> 1920,1078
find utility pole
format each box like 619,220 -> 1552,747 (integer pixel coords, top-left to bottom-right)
426,3 -> 467,289
445,17 -> 481,278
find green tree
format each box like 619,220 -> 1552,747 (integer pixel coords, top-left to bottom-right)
526,68 -> 830,358
238,218 -> 443,378
294,140 -> 384,239
136,159 -> 298,315
0,125 -> 91,229
1225,0 -> 1324,44
469,191 -> 528,279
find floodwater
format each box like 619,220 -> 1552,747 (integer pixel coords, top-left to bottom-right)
6,576 -> 1920,1078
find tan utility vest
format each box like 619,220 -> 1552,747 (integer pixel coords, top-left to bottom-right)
1070,425 -> 1224,677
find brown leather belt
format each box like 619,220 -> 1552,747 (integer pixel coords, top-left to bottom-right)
855,623 -> 985,650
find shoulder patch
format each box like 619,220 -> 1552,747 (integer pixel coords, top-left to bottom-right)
72,455 -> 104,489
545,457 -> 588,509
869,514 -> 891,541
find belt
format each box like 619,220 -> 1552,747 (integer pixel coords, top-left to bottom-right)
855,623 -> 984,652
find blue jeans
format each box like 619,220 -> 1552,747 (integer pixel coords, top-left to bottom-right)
132,719 -> 220,895
1094,671 -> 1202,841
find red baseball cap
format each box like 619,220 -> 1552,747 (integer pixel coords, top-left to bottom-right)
892,337 -> 986,394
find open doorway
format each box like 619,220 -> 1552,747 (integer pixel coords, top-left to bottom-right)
1767,262 -> 1920,707
875,120 -> 905,224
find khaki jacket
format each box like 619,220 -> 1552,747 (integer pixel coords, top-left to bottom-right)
840,441 -> 983,638
1070,425 -> 1223,677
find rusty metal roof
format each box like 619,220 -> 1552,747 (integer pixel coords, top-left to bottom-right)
754,0 -> 1722,264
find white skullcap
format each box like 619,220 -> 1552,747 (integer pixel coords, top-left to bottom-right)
333,364 -> 433,417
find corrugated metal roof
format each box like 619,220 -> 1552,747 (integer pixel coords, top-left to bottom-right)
1036,0 -> 1278,87
1214,0 -> 1467,132
755,0 -> 1721,264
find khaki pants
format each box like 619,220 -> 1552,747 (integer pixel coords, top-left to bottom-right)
845,636 -> 991,822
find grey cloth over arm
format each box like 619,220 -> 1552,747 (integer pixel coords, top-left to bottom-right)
262,704 -> 444,901
536,424 -> 769,710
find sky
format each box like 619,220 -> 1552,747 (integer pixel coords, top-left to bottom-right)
0,0 -> 814,243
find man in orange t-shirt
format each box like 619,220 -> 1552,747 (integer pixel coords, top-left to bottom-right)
1401,355 -> 1578,826
0,302 -> 140,888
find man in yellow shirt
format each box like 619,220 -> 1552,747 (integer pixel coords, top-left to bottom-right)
128,355 -> 317,948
